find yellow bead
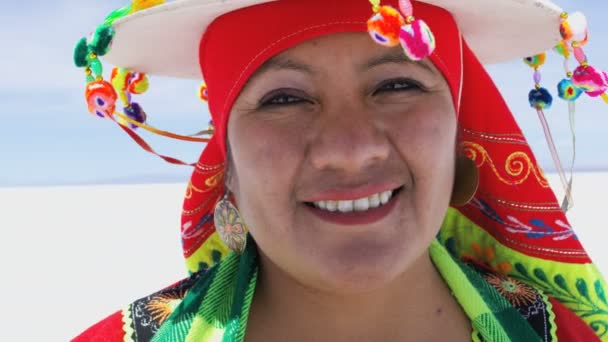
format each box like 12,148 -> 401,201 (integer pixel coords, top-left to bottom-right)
561,12 -> 568,19
85,69 -> 92,75
567,71 -> 573,77
571,41 -> 579,48
406,16 -> 415,24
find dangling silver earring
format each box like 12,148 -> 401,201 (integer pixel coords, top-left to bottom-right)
213,192 -> 248,254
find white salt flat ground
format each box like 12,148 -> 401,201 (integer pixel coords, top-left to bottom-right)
0,173 -> 606,341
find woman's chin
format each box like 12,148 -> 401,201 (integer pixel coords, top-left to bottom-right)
306,239 -> 424,294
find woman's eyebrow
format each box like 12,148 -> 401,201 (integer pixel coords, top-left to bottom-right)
254,56 -> 314,76
362,50 -> 434,73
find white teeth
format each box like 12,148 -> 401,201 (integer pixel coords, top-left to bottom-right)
338,200 -> 354,213
326,200 -> 338,212
369,193 -> 380,208
353,198 -> 369,212
380,191 -> 391,205
312,190 -> 395,213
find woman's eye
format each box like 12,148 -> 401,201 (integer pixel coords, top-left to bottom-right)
260,93 -> 306,107
375,79 -> 423,94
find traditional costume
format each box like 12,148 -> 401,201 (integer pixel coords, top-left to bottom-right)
73,0 -> 608,340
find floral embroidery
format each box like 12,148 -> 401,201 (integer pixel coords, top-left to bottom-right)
485,273 -> 537,307
463,261 -> 556,341
439,207 -> 608,338
513,263 -> 608,337
146,292 -> 186,325
123,272 -> 204,341
470,198 -> 578,242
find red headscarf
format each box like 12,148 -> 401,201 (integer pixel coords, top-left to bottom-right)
72,1 -> 607,340
182,0 -> 464,268
179,2 -> 607,336
182,0 -> 589,266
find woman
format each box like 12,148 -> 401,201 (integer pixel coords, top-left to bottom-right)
73,0 -> 607,340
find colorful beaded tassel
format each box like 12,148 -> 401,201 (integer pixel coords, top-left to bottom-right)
523,11 -> 608,212
560,12 -> 608,104
73,0 -> 212,167
367,0 -> 435,61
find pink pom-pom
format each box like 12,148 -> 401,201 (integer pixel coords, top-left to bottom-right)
572,65 -> 608,97
399,19 -> 435,61
398,0 -> 413,17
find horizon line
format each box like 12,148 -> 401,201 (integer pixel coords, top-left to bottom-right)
2,167 -> 608,189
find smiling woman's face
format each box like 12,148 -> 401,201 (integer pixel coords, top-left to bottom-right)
227,32 -> 457,293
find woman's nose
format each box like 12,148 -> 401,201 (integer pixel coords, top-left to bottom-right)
309,110 -> 390,172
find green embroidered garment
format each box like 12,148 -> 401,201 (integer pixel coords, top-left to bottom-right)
136,235 -> 569,341
75,209 -> 606,341
151,237 -> 551,342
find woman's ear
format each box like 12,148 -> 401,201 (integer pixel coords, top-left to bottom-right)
450,154 -> 479,207
450,131 -> 479,207
224,143 -> 238,194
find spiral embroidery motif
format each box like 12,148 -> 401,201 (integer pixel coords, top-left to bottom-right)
464,141 -> 550,188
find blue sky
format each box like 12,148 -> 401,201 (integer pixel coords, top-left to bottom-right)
1,0 -> 607,187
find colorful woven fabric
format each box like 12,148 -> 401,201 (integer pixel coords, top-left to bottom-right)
74,219 -> 601,341
72,0 -> 607,340
431,238 -> 548,342
180,1 -> 607,338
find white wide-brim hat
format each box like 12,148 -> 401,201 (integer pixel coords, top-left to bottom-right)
105,0 -> 563,79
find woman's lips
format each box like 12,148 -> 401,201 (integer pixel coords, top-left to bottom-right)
303,183 -> 402,202
305,189 -> 401,226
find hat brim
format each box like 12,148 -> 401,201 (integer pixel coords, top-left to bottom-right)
105,0 -> 563,79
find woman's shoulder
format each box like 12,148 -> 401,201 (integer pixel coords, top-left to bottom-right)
72,269 -> 208,342
72,255 -> 601,342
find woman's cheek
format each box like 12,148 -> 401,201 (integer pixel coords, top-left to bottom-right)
232,116 -> 306,196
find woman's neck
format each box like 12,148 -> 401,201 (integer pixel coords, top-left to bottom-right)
245,248 -> 471,342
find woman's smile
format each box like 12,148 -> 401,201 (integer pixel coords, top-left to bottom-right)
301,183 -> 404,225
304,186 -> 403,226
